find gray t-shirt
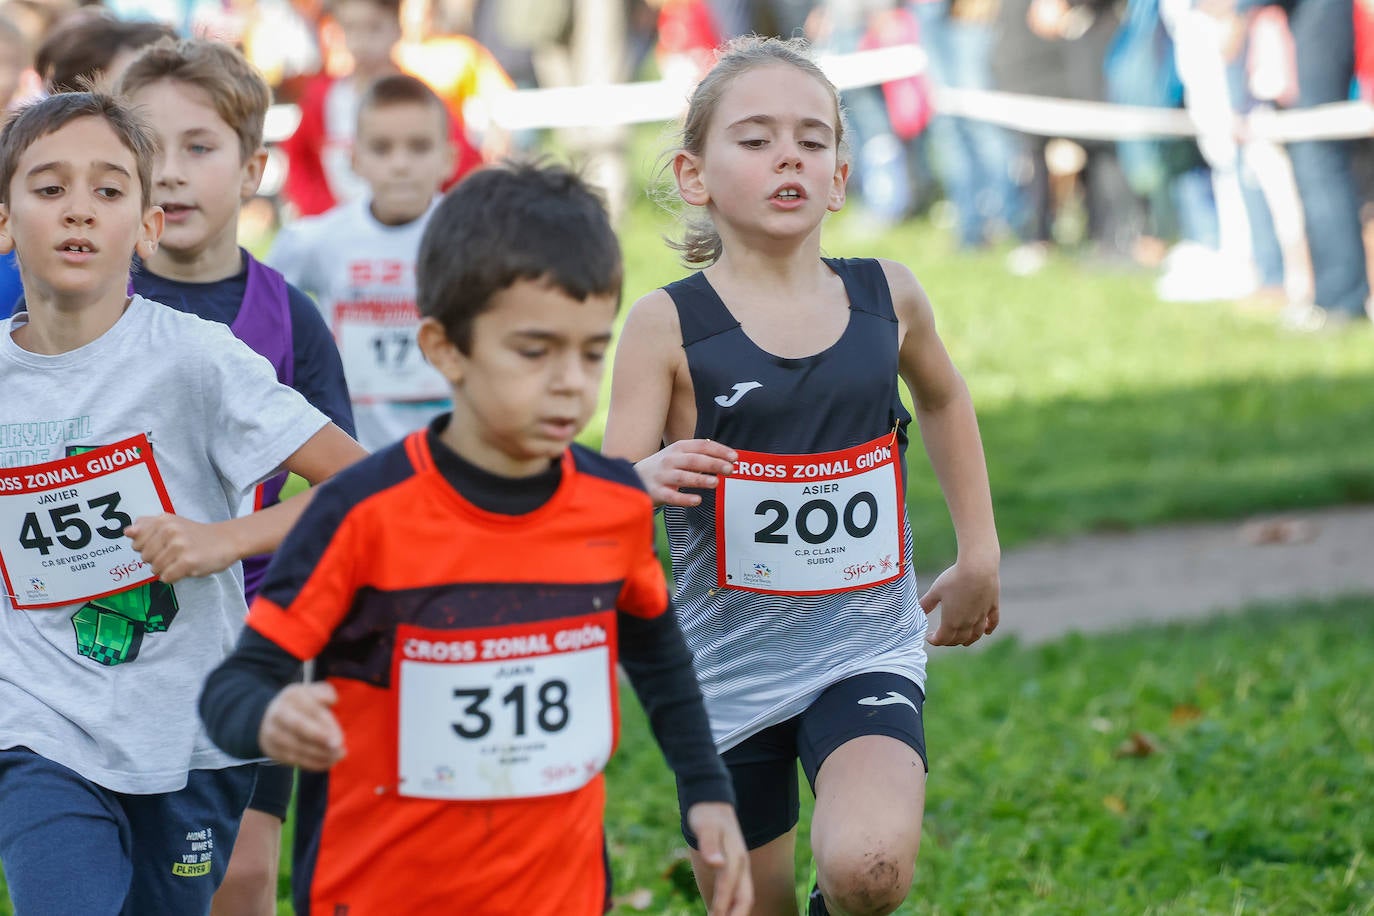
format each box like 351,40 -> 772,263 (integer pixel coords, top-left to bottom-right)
0,296 -> 328,793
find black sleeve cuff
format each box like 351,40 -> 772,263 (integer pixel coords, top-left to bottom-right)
617,605 -> 735,810
199,628 -> 303,759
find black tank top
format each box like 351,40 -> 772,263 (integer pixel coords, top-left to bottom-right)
659,257 -> 927,751
667,256 -> 912,473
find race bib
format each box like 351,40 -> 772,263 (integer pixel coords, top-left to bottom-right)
0,435 -> 174,609
716,432 -> 905,595
334,299 -> 449,402
395,612 -> 616,801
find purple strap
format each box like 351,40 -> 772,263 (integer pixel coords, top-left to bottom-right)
229,253 -> 295,602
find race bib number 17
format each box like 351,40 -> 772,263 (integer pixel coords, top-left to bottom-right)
0,435 -> 174,609
716,433 -> 905,596
334,300 -> 449,402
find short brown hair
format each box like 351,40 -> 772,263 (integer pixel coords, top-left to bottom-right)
418,160 -> 622,353
37,13 -> 175,93
0,91 -> 158,207
116,37 -> 269,162
357,73 -> 448,133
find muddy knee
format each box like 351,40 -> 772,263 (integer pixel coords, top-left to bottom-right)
819,851 -> 912,916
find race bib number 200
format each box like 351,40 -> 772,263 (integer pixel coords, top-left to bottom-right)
394,613 -> 617,801
716,433 -> 905,596
0,435 -> 173,609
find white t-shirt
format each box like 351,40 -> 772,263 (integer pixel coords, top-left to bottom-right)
268,198 -> 450,452
0,296 -> 328,793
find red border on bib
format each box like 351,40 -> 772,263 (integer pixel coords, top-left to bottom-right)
713,431 -> 906,596
0,434 -> 174,609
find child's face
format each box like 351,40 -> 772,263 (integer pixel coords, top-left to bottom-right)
676,64 -> 848,244
334,0 -> 400,73
131,79 -> 264,265
0,116 -> 161,306
352,101 -> 452,225
421,278 -> 617,478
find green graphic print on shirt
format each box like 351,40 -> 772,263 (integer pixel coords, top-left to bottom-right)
65,443 -> 179,666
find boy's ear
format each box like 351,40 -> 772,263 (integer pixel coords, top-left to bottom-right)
827,159 -> 849,213
135,204 -> 164,260
417,316 -> 463,386
0,203 -> 12,256
673,151 -> 709,207
239,147 -> 269,202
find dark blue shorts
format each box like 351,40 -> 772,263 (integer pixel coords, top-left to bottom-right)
680,671 -> 927,850
0,747 -> 255,915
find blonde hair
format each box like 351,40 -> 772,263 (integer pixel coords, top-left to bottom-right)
116,38 -> 269,163
666,35 -> 846,267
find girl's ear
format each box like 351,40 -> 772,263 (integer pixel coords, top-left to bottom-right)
0,204 -> 12,255
673,151 -> 709,207
827,160 -> 849,213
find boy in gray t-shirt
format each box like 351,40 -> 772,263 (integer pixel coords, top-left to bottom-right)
0,93 -> 364,914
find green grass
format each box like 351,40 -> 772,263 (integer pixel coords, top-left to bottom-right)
5,598 -> 1370,914
595,194 -> 1374,569
601,597 -> 1374,914
8,155 -> 1374,913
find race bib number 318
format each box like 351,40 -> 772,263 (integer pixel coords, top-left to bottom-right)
716,433 -> 905,596
394,613 -> 617,801
0,435 -> 173,609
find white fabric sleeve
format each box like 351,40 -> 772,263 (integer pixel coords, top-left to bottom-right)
196,321 -> 329,495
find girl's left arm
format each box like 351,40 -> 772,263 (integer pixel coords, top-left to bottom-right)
126,423 -> 367,583
884,260 -> 1001,646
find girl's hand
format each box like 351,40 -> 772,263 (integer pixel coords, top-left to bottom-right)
259,682 -> 346,771
125,514 -> 238,583
685,801 -> 753,916
636,439 -> 737,507
921,558 -> 1001,647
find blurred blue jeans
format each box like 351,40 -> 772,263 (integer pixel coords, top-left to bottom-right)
1173,165 -> 1220,250
909,1 -> 1024,246
1227,60 -> 1286,289
1287,0 -> 1368,314
826,1 -> 920,224
707,0 -> 812,38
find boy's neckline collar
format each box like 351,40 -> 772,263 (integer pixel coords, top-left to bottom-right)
135,247 -> 248,286
133,249 -> 250,286
5,294 -> 145,360
364,195 -> 440,231
421,415 -> 570,519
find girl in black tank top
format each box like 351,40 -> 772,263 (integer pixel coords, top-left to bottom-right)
603,35 -> 1001,916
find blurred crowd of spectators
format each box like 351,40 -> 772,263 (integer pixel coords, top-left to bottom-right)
0,0 -> 1369,327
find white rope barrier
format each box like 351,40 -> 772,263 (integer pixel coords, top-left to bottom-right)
262,44 -> 1374,144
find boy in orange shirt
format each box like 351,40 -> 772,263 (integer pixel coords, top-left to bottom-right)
200,162 -> 751,915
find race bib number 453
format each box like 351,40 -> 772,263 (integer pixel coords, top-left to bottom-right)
394,613 -> 617,801
716,433 -> 905,596
0,435 -> 173,609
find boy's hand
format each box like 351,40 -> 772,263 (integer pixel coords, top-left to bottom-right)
260,682 -> 346,771
125,514 -> 238,583
686,801 -> 752,915
921,559 -> 1000,647
636,440 -> 737,507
